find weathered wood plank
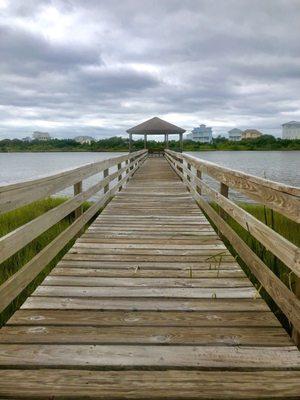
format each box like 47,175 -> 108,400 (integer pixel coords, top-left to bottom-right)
50,267 -> 246,278
0,344 -> 299,369
0,370 -> 300,399
42,276 -> 252,288
21,297 -> 269,311
33,285 -> 258,298
0,326 -> 292,346
7,310 -> 281,327
57,260 -> 243,269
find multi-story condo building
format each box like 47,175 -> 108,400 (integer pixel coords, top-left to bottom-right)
282,121 -> 300,139
241,129 -> 262,140
32,131 -> 51,141
186,124 -> 213,143
228,128 -> 243,141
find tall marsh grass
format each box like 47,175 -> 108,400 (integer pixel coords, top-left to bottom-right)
0,197 -> 91,326
212,202 -> 299,332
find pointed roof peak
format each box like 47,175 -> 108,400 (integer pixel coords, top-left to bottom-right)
127,117 -> 186,135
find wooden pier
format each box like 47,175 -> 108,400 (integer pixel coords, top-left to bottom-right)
0,151 -> 299,398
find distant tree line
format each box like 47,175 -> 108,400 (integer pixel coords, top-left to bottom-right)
0,135 -> 299,152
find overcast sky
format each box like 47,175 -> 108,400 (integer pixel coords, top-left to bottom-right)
0,0 -> 300,139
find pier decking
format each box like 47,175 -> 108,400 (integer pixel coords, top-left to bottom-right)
0,156 -> 300,398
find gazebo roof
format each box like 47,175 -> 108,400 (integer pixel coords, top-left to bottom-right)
126,117 -> 186,135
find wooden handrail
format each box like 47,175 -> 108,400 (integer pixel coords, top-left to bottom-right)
0,150 -> 148,314
165,149 -> 300,339
0,150 -> 146,214
166,149 -> 300,223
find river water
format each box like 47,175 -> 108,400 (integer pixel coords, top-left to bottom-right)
0,151 -> 299,202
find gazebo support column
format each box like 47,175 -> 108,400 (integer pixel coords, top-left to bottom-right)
165,133 -> 169,149
179,133 -> 183,152
144,134 -> 147,149
129,133 -> 132,153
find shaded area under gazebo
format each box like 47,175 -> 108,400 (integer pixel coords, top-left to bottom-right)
126,117 -> 186,153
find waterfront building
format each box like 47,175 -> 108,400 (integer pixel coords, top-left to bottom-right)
228,128 -> 243,141
282,121 -> 300,139
186,124 -> 212,143
22,136 -> 32,142
74,136 -> 95,144
241,129 -> 262,140
32,131 -> 51,141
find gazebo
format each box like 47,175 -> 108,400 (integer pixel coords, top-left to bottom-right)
126,117 -> 186,152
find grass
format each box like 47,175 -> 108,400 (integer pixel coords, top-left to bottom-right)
0,197 -> 91,326
211,202 -> 299,333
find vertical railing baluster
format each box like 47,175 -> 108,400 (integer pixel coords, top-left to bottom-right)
118,162 -> 122,191
220,182 -> 229,219
196,169 -> 202,195
104,168 -> 109,194
73,181 -> 83,219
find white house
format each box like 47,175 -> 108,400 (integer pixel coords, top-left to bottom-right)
74,136 -> 95,144
282,121 -> 300,139
186,124 -> 212,143
228,128 -> 243,141
32,131 -> 51,141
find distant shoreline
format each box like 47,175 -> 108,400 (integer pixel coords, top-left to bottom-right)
1,148 -> 300,153
1,135 -> 300,152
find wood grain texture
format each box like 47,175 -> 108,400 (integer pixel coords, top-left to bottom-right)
0,370 -> 300,399
0,155 -> 299,399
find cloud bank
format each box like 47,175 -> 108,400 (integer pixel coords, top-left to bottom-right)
0,0 -> 299,138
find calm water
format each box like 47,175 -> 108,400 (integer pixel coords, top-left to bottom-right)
0,151 -> 299,202
187,151 -> 300,202
0,152 -> 125,199
188,151 -> 300,187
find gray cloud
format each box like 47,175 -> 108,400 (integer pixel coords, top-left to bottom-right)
0,0 -> 300,139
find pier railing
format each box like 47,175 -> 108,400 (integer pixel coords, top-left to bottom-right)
165,149 -> 300,344
0,150 -> 147,314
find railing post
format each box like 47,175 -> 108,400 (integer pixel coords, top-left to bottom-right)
187,162 -> 191,182
220,182 -> 229,219
126,159 -> 130,182
186,162 -> 191,192
118,162 -> 122,191
103,168 -> 109,194
196,169 -> 202,195
73,181 -> 83,219
177,155 -> 183,178
292,280 -> 300,347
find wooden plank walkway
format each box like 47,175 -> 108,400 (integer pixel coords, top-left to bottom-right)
0,157 -> 300,399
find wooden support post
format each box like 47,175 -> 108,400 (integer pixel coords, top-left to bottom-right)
103,168 -> 109,194
144,134 -> 147,149
125,159 -> 130,182
187,163 -> 191,182
177,156 -> 183,179
292,278 -> 300,347
130,156 -> 134,171
179,133 -> 183,152
196,169 -> 202,195
73,181 -> 83,219
129,133 -> 132,153
220,182 -> 229,219
186,162 -> 192,192
117,162 -> 122,191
